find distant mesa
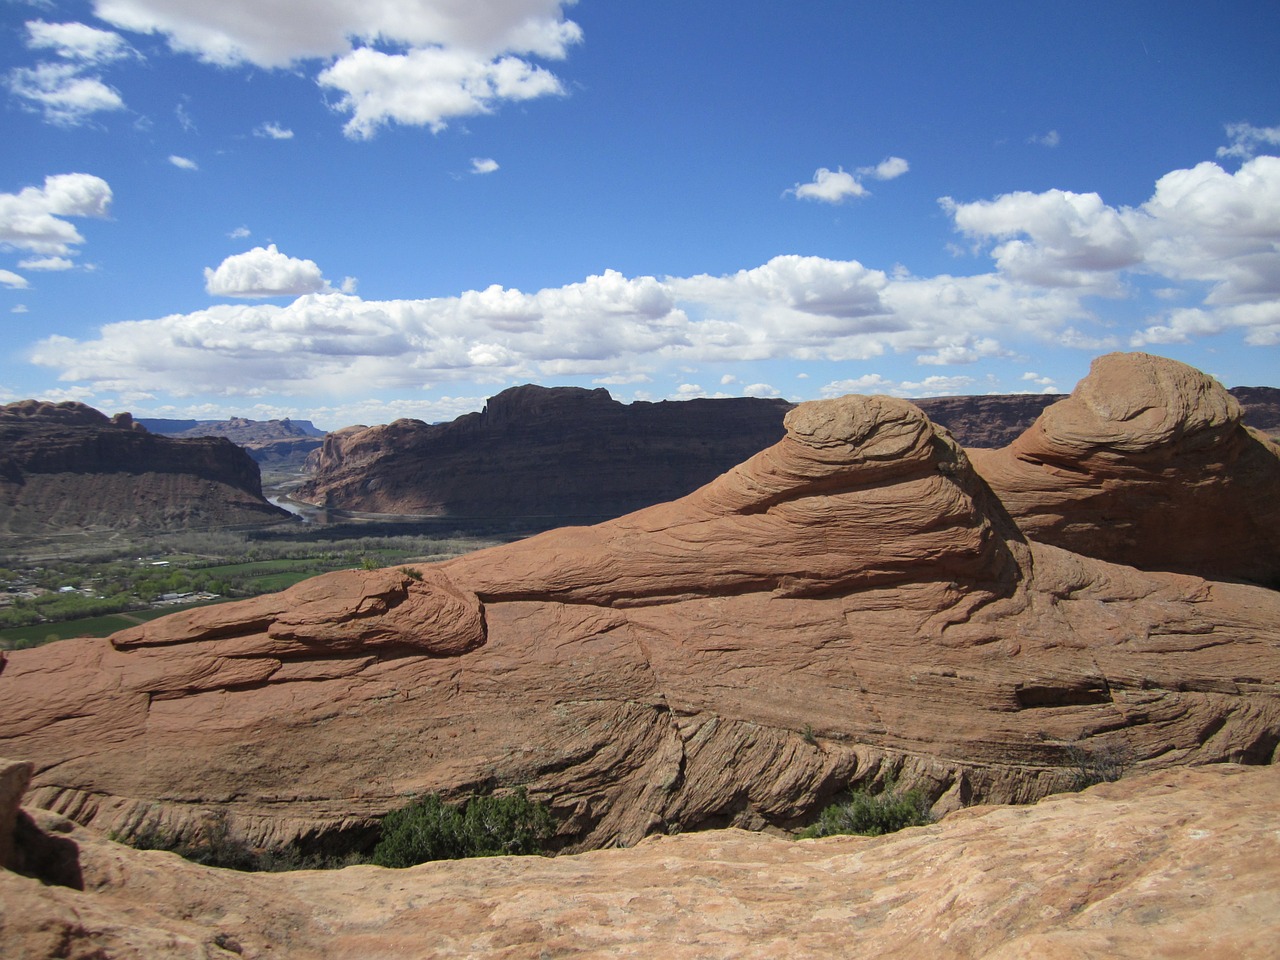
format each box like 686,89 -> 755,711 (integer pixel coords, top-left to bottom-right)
295,386 -> 1067,520
296,386 -> 795,519
2,353 -> 1276,856
139,416 -> 326,467
0,400 -> 289,536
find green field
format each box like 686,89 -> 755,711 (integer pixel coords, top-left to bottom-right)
0,600 -> 231,646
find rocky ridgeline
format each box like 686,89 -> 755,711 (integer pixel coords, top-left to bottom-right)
0,400 -> 288,535
1,354 -> 1277,860
298,387 -> 795,517
297,383 -> 1277,520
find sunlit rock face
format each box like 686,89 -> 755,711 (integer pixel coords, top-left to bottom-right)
1,358 -> 1277,856
970,352 -> 1280,586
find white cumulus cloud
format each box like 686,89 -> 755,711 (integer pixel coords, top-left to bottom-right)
1217,121 -> 1280,161
471,157 -> 499,174
203,244 -> 330,298
860,156 -> 910,180
791,157 -> 908,204
319,46 -> 566,138
254,121 -> 294,139
18,255 -> 75,271
91,0 -> 582,137
792,167 -> 866,204
168,155 -> 198,170
26,152 -> 1280,402
0,173 -> 113,255
7,62 -> 125,125
0,270 -> 30,289
26,20 -> 133,63
8,20 -> 133,125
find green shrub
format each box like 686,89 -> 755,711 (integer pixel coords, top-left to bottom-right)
372,788 -> 554,868
799,783 -> 933,839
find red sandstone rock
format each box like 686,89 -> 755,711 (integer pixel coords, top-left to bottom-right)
1,764 -> 1276,959
970,352 -> 1280,585
1,371 -> 1276,854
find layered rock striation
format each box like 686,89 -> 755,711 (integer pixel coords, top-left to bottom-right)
971,353 -> 1280,586
0,400 -> 289,535
2,357 -> 1277,854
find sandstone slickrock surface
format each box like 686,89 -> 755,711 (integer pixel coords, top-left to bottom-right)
970,353 -> 1280,585
2,367 -> 1277,853
0,400 -> 289,535
2,764 -> 1276,959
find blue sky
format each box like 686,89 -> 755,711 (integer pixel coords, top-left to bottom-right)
2,0 -> 1278,429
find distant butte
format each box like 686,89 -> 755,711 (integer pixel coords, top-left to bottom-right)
0,400 -> 288,536
296,380 -> 1278,522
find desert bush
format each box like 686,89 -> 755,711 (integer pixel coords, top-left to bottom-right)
371,788 -> 555,868
799,783 -> 933,839
1064,742 -> 1133,791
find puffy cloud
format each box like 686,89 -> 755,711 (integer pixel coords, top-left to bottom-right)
0,173 -> 113,255
254,121 -> 293,139
0,270 -> 30,289
91,0 -> 582,137
942,189 -> 1142,289
471,157 -> 499,174
1028,130 -> 1061,147
28,155 -> 1280,400
792,167 -> 866,204
319,46 -> 565,138
31,256 -> 1031,400
228,226 -> 250,239
18,255 -> 75,271
7,62 -> 125,125
1217,121 -> 1280,161
791,157 -> 908,203
859,156 -> 909,180
203,244 -> 330,298
8,20 -> 132,125
168,154 -> 198,170
820,373 -> 976,399
92,0 -> 581,66
943,156 -> 1280,317
26,20 -> 133,63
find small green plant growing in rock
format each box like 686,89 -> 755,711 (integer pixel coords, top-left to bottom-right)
371,787 -> 555,868
799,782 -> 933,839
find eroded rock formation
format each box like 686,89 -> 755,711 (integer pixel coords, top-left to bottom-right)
0,400 -> 289,535
971,353 -> 1280,585
2,359 -> 1276,854
2,763 -> 1276,959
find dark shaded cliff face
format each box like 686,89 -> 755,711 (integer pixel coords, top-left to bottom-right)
0,401 -> 290,535
913,395 -> 1063,448
298,386 -> 795,518
296,385 -> 1280,520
